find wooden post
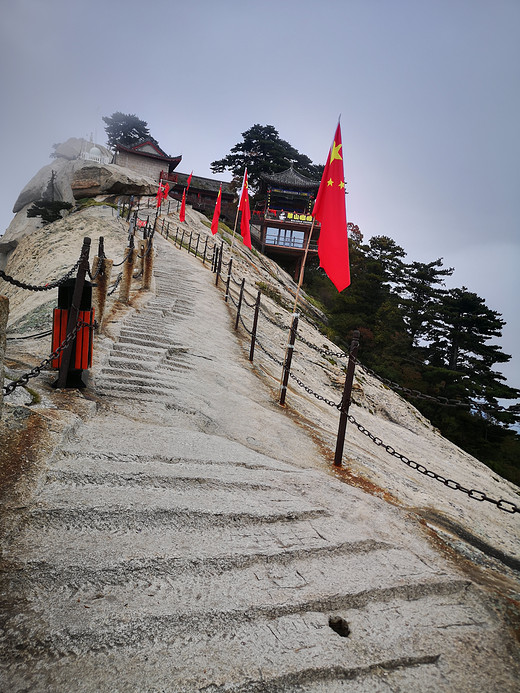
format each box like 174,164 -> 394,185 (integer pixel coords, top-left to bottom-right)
0,295 -> 9,418
235,279 -> 245,330
249,291 -> 261,362
55,238 -> 91,389
142,238 -> 154,290
225,258 -> 232,302
119,237 -> 137,304
280,314 -> 299,405
334,330 -> 360,467
92,237 -> 113,332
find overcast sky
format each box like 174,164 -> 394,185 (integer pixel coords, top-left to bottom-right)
1,0 -> 518,394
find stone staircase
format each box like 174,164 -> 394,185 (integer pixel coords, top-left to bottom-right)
1,236 -> 518,692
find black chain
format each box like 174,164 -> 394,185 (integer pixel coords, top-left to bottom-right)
0,260 -> 81,292
6,329 -> 52,341
288,371 -> 341,408
346,413 -> 519,514
2,320 -> 90,396
87,259 -> 104,281
112,248 -> 133,267
108,273 -> 122,296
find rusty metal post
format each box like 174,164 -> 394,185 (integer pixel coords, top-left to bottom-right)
137,238 -> 146,276
225,259 -> 232,302
215,242 -> 223,287
55,238 -> 91,389
235,278 -> 245,330
142,238 -> 154,290
0,295 -> 9,418
92,237 -> 113,333
334,330 -> 360,467
203,237 -> 208,265
119,236 -> 136,304
249,291 -> 261,362
280,314 -> 299,405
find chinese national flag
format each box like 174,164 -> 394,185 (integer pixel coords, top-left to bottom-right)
211,184 -> 222,235
186,171 -> 193,191
312,122 -> 350,291
163,182 -> 170,200
238,169 -> 252,249
156,182 -> 164,208
179,188 -> 186,222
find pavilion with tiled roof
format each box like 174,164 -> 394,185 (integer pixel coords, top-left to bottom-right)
250,166 -> 321,279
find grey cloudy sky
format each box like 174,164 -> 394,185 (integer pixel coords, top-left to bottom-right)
1,0 -> 519,393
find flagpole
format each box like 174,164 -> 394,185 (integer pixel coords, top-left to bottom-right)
230,203 -> 240,255
291,218 -> 316,313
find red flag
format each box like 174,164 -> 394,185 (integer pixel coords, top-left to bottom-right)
312,122 -> 350,291
186,171 -> 193,191
211,184 -> 222,235
238,169 -> 252,249
179,188 -> 186,222
163,182 -> 169,200
156,182 -> 165,208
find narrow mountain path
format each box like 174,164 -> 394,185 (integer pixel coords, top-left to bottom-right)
1,236 -> 518,691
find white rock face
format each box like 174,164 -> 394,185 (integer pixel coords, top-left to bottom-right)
9,137 -> 158,238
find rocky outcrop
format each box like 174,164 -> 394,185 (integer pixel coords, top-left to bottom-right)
12,158 -> 157,216
6,137 -> 159,244
70,162 -> 157,198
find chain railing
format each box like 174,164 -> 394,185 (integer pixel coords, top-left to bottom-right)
2,320 -> 91,396
157,225 -> 520,517
0,260 -> 81,292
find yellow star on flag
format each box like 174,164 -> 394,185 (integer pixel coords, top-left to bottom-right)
329,140 -> 342,164
327,178 -> 334,186
339,180 -> 345,189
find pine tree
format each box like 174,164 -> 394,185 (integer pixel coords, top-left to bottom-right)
210,124 -> 323,195
103,112 -> 157,149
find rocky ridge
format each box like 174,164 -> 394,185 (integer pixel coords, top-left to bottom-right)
0,189 -> 519,690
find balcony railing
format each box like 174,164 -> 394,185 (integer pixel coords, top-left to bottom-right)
264,209 -> 315,224
159,171 -> 178,183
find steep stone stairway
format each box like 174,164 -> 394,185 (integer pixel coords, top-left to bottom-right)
1,236 -> 518,691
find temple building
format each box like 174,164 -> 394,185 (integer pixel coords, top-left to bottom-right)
250,166 -> 321,279
172,173 -> 236,223
113,140 -> 182,182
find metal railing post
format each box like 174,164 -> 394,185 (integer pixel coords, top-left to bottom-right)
235,278 -> 245,330
0,295 -> 9,418
203,237 -> 208,265
55,238 -> 91,388
249,291 -> 261,362
225,259 -> 232,302
119,235 -> 136,304
142,238 -> 154,290
92,237 -> 113,332
215,241 -> 223,286
334,330 -> 360,466
280,314 -> 299,405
